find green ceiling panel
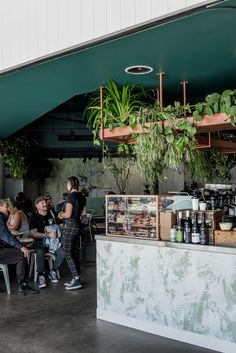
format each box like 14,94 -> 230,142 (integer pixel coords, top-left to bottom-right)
0,1 -> 235,138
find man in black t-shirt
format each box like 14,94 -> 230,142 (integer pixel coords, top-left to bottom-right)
29,196 -> 64,289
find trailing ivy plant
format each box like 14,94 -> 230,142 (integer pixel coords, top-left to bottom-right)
133,110 -> 198,183
84,80 -> 148,146
192,89 -> 236,124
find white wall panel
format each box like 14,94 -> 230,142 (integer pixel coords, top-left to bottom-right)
0,0 -> 214,71
168,0 -> 186,12
80,0 -> 94,43
135,0 -> 152,24
120,0 -> 136,28
68,0 -> 82,47
107,0 -> 121,34
151,0 -> 168,18
94,0 -> 107,38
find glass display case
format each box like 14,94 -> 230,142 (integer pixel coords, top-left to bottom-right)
106,195 -> 159,239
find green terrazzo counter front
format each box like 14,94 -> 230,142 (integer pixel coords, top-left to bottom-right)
96,235 -> 236,353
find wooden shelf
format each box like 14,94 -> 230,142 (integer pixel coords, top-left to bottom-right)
100,113 -> 234,144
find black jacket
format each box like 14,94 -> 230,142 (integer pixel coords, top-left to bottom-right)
0,212 -> 22,250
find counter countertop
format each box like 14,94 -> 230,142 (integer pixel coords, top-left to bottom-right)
95,234 -> 236,255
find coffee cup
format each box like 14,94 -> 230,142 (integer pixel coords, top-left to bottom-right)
199,202 -> 207,211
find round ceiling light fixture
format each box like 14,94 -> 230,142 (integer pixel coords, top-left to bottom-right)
125,65 -> 153,75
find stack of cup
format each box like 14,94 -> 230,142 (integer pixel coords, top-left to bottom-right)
192,197 -> 199,211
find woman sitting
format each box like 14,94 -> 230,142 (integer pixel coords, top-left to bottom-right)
7,200 -> 30,237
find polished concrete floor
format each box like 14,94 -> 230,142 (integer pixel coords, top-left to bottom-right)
0,244 -> 218,353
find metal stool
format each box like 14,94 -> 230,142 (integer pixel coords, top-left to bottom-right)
0,264 -> 11,294
29,252 -> 60,282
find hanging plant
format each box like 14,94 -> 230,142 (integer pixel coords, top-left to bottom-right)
133,100 -> 198,183
192,89 -> 236,124
0,135 -> 38,179
84,80 -> 148,145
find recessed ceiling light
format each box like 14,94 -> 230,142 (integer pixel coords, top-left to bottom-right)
125,65 -> 153,75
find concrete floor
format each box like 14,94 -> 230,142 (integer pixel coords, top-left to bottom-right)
0,244 -> 218,353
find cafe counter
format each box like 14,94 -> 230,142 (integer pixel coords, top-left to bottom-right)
96,235 -> 236,353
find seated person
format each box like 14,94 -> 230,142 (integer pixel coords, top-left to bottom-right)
7,200 -> 30,237
16,192 -> 33,218
0,199 -> 39,295
134,206 -> 152,225
29,196 -> 64,289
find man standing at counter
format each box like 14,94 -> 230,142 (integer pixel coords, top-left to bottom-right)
0,199 -> 39,294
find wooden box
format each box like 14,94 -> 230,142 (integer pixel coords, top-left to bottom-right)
159,211 -> 177,241
214,230 -> 236,247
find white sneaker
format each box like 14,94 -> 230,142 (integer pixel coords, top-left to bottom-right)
38,275 -> 47,288
49,270 -> 58,284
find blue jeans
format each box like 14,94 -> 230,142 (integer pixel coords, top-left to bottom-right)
35,241 -> 64,273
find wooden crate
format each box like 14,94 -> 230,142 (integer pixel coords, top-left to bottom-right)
214,230 -> 236,246
159,211 -> 177,241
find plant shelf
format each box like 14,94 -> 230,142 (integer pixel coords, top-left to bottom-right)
100,113 -> 233,141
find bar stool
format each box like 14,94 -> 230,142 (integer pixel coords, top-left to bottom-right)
29,252 -> 60,282
0,264 -> 11,294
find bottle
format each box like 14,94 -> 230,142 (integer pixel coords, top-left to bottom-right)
191,211 -> 200,244
184,210 -> 192,243
199,212 -> 209,245
176,211 -> 183,243
170,226 -> 177,242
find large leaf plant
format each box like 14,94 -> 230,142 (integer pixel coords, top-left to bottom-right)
84,80 -> 148,146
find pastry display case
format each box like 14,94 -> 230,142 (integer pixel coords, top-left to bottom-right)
106,195 -> 159,239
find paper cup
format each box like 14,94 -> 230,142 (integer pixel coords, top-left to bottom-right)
199,202 -> 207,211
192,198 -> 199,211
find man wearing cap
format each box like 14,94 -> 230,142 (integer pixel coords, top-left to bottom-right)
0,199 -> 39,294
29,196 -> 64,289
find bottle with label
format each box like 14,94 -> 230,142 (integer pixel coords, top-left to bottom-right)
199,212 -> 209,245
170,226 -> 177,242
176,211 -> 183,243
184,210 -> 192,243
191,211 -> 200,244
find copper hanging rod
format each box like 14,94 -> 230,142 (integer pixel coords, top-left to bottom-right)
157,72 -> 165,112
100,86 -> 104,140
180,80 -> 188,117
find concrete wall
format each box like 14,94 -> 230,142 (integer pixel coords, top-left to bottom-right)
25,158 -> 147,205
0,0 -> 216,72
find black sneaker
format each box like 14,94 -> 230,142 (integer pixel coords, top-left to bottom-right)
18,284 -> 40,295
65,278 -> 82,290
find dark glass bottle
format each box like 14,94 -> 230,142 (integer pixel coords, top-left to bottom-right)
191,211 -> 200,244
184,210 -> 192,243
176,211 -> 183,243
199,212 -> 209,245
